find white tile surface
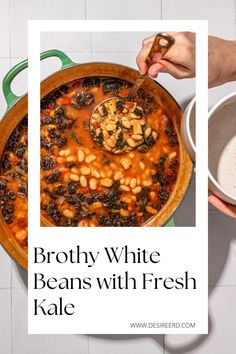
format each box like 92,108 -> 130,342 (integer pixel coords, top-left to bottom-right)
0,0 -> 10,57
157,75 -> 195,108
89,335 -> 164,354
0,246 -> 11,288
209,209 -> 236,286
0,58 -> 10,118
12,288 -> 89,354
164,287 -> 236,354
162,0 -> 235,39
91,51 -> 137,68
11,0 -> 86,57
9,57 -> 28,98
12,263 -> 27,289
0,289 -> 12,354
41,32 -> 91,53
92,32 -> 153,53
86,0 -> 161,19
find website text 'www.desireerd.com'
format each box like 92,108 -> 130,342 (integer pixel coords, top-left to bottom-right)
130,322 -> 196,329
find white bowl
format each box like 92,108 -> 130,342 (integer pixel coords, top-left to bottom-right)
208,92 -> 236,206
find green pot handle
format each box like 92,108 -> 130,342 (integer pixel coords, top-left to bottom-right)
2,49 -> 75,109
164,218 -> 175,227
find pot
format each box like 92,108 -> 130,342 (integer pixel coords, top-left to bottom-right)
0,50 -> 192,270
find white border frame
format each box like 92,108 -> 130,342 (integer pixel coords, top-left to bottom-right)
28,20 -> 208,334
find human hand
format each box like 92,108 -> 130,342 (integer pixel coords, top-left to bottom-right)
208,195 -> 236,219
136,32 -> 196,79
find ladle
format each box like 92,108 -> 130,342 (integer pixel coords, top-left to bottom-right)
90,32 -> 175,153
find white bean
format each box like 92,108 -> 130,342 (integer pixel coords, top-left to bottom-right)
77,150 -> 85,162
66,155 -> 76,162
114,171 -> 124,181
15,229 -> 27,241
120,185 -> 130,192
80,175 -> 88,187
139,161 -> 145,170
129,152 -> 135,158
106,124 -> 116,131
122,118 -> 131,129
106,139 -> 116,148
92,169 -> 101,178
85,154 -> 96,163
121,158 -> 132,170
144,127 -> 152,138
89,177 -> 98,190
71,167 -> 80,175
120,209 -> 129,217
103,141 -> 111,151
80,166 -> 91,175
56,157 -> 65,164
63,209 -> 75,218
70,174 -> 79,182
130,178 -> 137,189
133,121 -> 142,135
143,178 -> 152,187
100,178 -> 113,187
59,148 -> 71,157
169,151 -> 177,159
127,138 -> 136,147
132,186 -> 142,194
132,134 -> 143,140
146,206 -> 157,215
125,177 -> 131,186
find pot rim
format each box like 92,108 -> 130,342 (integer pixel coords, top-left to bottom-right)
2,61 -> 182,116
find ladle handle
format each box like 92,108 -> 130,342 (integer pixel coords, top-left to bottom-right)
146,32 -> 175,68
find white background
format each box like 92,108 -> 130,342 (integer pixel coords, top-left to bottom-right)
29,230 -> 206,334
0,0 -> 235,352
27,20 -> 208,334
